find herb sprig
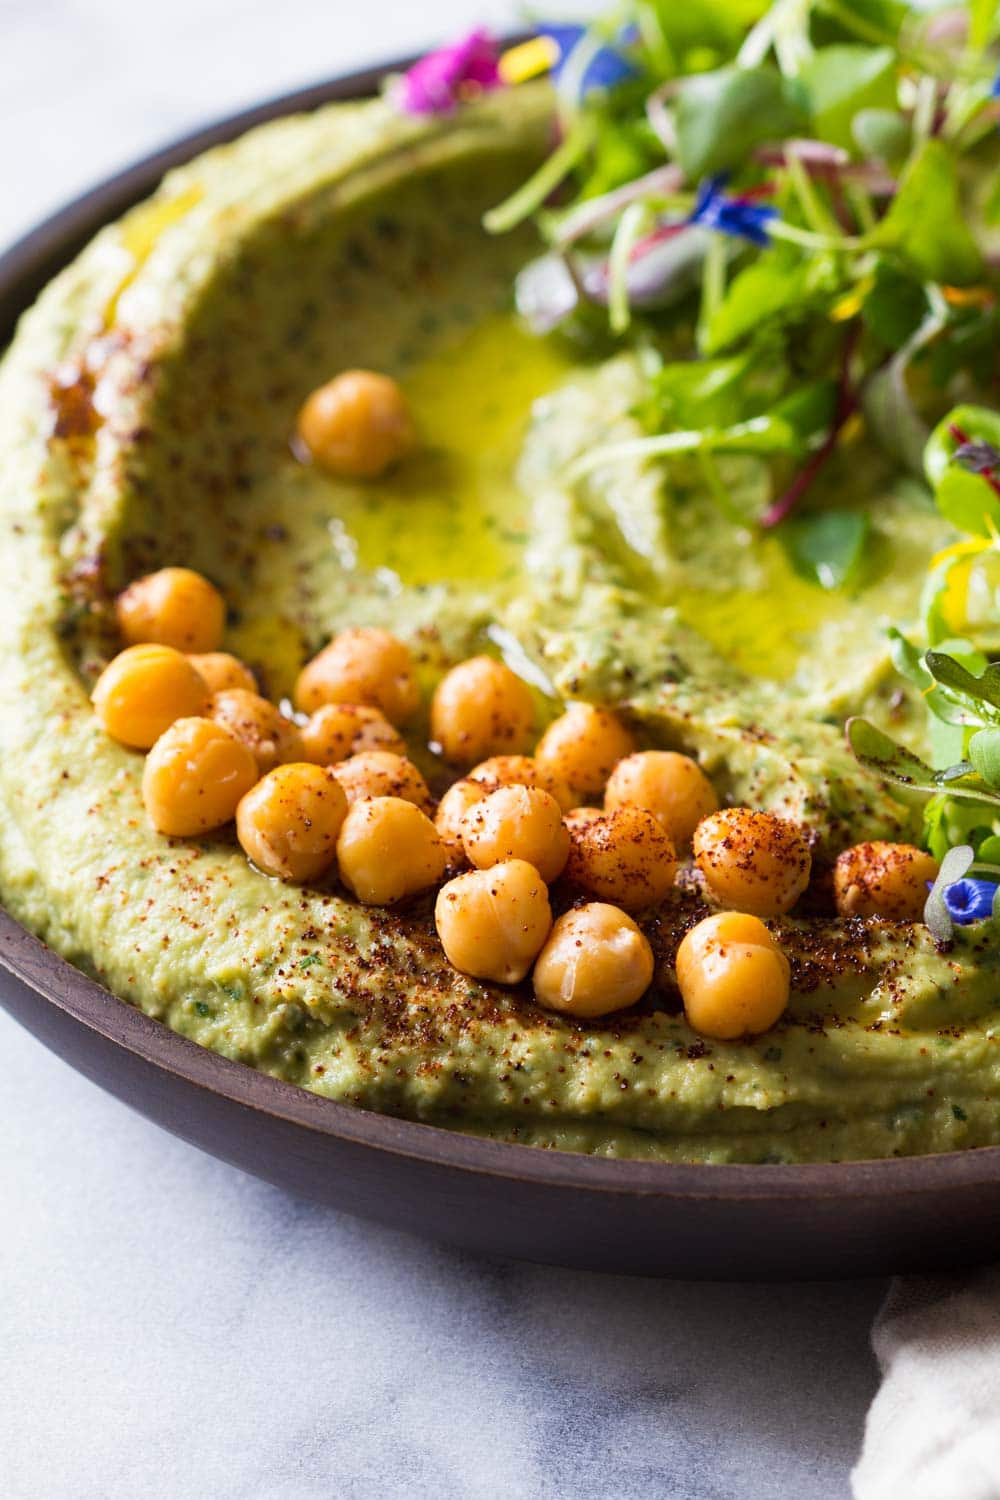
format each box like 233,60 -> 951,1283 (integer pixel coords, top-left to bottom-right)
449,1 -> 1000,576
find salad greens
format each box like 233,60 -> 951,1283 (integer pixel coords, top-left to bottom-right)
848,401 -> 1000,935
395,4 -> 1000,932
474,0 -> 1000,554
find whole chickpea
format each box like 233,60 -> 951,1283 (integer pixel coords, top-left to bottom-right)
294,627 -> 419,723
467,755 -> 572,812
533,903 -> 654,1018
834,842 -> 939,922
142,717 -> 258,836
332,750 -> 433,812
564,806 -> 605,835
460,785 -> 570,884
301,703 -> 405,764
675,911 -> 790,1039
209,689 -> 304,772
187,652 -> 257,695
565,806 -> 678,912
336,796 -> 446,905
236,763 -> 347,882
435,778 -> 488,856
435,859 -> 552,984
693,808 -> 812,918
116,567 -> 225,653
605,750 -> 718,847
431,657 -> 535,765
296,370 -> 416,479
535,704 -> 637,799
92,644 -> 210,750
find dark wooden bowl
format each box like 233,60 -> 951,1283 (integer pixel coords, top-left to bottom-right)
4,60 -> 1000,1279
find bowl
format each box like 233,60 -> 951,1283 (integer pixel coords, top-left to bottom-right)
3,58 -> 1000,1279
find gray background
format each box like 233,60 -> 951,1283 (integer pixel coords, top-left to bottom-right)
0,3 -> 883,1495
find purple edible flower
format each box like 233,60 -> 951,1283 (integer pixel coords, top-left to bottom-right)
539,23 -> 637,95
689,175 -> 778,248
942,878 -> 998,924
394,29 -> 501,116
992,66 -> 1000,99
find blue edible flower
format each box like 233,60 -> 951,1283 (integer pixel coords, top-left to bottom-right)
991,66 -> 1000,98
539,23 -> 637,96
689,175 -> 778,248
942,878 -> 998,925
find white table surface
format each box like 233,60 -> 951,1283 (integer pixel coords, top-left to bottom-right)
0,4 -> 884,1495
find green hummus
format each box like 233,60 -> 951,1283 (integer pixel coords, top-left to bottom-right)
2,88 -> 999,1163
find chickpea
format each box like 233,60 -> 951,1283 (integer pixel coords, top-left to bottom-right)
535,704 -> 636,799
332,750 -> 433,813
115,566 -> 225,653
294,627 -> 419,723
336,796 -> 446,905
533,904 -> 654,1018
236,763 -> 347,882
468,755 -> 573,812
565,806 -> 678,912
209,689 -> 304,772
675,911 -> 790,1040
187,652 -> 257,695
564,806 -> 605,834
296,370 -> 416,480
460,785 -> 570,885
142,717 -> 258,836
834,842 -> 939,922
431,656 -> 535,765
301,703 -> 405,765
435,859 -> 552,984
693,808 -> 812,918
435,778 -> 487,854
605,750 -> 718,847
92,644 -> 210,749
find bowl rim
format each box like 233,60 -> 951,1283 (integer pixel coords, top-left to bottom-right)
3,53 -> 1000,1204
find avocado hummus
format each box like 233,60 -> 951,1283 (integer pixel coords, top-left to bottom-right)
2,87 -> 999,1165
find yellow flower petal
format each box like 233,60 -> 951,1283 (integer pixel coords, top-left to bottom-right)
498,36 -> 560,85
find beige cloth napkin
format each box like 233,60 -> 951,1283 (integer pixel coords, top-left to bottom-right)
853,1272 -> 1000,1498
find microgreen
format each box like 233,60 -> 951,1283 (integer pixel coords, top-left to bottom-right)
425,0 -> 1000,556
924,845 -> 977,942
782,505 -> 869,588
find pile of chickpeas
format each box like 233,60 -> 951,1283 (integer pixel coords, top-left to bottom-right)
90,559 -> 940,1042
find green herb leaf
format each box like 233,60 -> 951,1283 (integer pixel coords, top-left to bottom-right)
800,45 -> 897,151
847,717 -> 940,792
703,246 -> 809,353
783,507 -> 870,590
887,627 -> 930,689
969,0 -> 1000,52
861,358 -> 929,474
649,355 -> 751,429
924,844 -> 975,942
968,728 -> 1000,786
851,107 -> 911,162
872,140 -> 984,286
861,260 -> 929,351
925,405 -> 1000,537
675,65 -> 806,179
923,792 -> 994,861
976,834 -> 1000,864
811,0 -> 908,50
890,632 -> 990,731
934,469 -> 1000,537
924,652 -> 1000,717
649,0 -> 759,63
